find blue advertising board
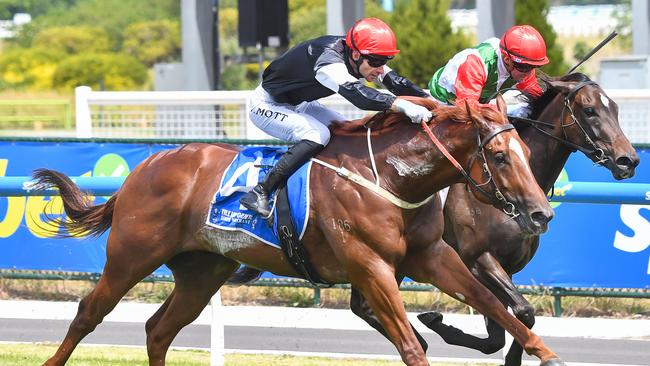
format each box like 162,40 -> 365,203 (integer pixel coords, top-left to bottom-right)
0,141 -> 171,275
0,141 -> 648,288
514,149 -> 650,289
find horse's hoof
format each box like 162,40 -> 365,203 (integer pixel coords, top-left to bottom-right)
540,358 -> 566,366
417,311 -> 443,329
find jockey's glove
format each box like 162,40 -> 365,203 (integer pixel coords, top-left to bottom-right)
394,99 -> 433,124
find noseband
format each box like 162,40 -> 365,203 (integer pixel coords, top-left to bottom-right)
422,121 -> 519,217
510,81 -> 608,165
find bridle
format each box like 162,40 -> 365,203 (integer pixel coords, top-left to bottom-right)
509,81 -> 608,165
421,121 -> 519,218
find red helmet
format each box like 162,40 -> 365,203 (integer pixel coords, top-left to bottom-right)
345,18 -> 400,56
500,25 -> 549,66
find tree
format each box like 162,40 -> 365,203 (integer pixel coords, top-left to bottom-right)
390,0 -> 471,87
0,0 -> 76,20
289,0 -> 325,46
52,53 -> 147,91
14,0 -> 178,49
0,47 -> 64,90
32,26 -> 111,55
515,0 -> 567,76
123,20 -> 180,67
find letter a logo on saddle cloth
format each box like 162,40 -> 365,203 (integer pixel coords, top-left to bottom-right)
206,146 -> 311,248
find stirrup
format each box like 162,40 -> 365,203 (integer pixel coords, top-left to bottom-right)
240,186 -> 271,217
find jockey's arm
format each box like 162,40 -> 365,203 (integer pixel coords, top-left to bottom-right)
516,69 -> 543,98
315,63 -> 396,111
315,63 -> 431,123
378,66 -> 429,98
452,54 -> 487,108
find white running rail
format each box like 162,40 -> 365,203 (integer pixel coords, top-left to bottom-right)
74,86 -> 650,144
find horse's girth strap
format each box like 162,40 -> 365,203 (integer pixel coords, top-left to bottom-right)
311,158 -> 436,209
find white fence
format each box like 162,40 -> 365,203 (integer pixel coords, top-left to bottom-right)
74,86 -> 650,144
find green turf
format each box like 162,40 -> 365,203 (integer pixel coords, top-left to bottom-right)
0,344 -> 489,365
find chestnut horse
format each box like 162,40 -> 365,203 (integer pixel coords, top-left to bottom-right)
36,96 -> 562,366
351,73 -> 640,365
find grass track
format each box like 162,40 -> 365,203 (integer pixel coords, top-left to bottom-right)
0,344 -> 487,366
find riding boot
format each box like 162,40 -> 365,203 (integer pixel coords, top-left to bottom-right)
240,140 -> 324,216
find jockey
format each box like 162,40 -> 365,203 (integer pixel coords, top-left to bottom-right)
240,17 -> 432,217
428,25 -> 549,116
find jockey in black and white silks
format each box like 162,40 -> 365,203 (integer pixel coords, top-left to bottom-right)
241,17 -> 432,217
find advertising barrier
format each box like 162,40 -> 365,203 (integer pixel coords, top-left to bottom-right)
0,141 -> 648,288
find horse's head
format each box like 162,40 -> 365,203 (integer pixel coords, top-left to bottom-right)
539,74 -> 639,180
465,95 -> 553,235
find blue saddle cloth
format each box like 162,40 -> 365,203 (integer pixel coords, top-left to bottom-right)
206,146 -> 311,248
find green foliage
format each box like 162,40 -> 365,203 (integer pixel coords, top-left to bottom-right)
365,0 -> 390,19
0,0 -> 75,19
515,0 -> 567,76
123,20 -> 180,67
0,47 -> 64,90
613,0 -> 631,52
390,0 -> 471,87
572,40 -> 590,61
32,26 -> 111,55
17,0 -> 178,49
52,53 -> 147,91
219,7 -> 238,40
221,64 -> 258,90
289,0 -> 325,46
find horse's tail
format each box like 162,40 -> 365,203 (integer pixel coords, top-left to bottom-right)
226,265 -> 263,285
32,169 -> 116,238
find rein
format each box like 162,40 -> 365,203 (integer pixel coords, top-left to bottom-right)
420,120 -> 519,217
509,80 -> 607,165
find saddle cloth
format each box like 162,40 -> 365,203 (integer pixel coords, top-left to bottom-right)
206,146 -> 311,248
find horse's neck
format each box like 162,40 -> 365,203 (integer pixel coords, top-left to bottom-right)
524,102 -> 574,192
371,120 -> 474,203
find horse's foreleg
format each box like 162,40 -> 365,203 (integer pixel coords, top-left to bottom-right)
473,253 -> 536,366
145,252 -> 238,366
405,242 -> 561,365
349,262 -> 428,366
351,277 -> 429,352
43,237 -> 167,366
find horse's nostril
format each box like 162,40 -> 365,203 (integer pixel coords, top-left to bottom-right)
616,155 -> 638,169
531,211 -> 551,226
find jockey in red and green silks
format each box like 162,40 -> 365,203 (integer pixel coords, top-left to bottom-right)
428,25 -> 549,116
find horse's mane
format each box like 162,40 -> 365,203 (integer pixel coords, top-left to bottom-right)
330,96 -> 505,136
528,72 -> 592,119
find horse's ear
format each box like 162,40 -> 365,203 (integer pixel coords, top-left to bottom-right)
547,80 -> 574,93
464,99 -> 475,120
495,94 -> 508,119
465,100 -> 487,131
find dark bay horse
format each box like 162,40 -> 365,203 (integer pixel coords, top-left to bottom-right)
351,73 -> 640,365
36,96 -> 562,366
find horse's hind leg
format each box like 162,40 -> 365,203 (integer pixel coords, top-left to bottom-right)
43,233 -> 169,366
145,251 -> 238,366
418,310 -> 506,354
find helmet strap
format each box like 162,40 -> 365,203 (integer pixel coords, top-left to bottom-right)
344,44 -> 363,78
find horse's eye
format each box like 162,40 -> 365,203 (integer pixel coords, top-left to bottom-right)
494,152 -> 507,165
584,107 -> 597,117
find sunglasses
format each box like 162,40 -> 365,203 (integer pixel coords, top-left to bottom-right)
364,54 -> 392,68
512,62 -> 535,73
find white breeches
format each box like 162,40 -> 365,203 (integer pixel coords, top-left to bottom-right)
248,85 -> 347,145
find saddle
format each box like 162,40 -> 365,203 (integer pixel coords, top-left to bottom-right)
207,145 -> 329,287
